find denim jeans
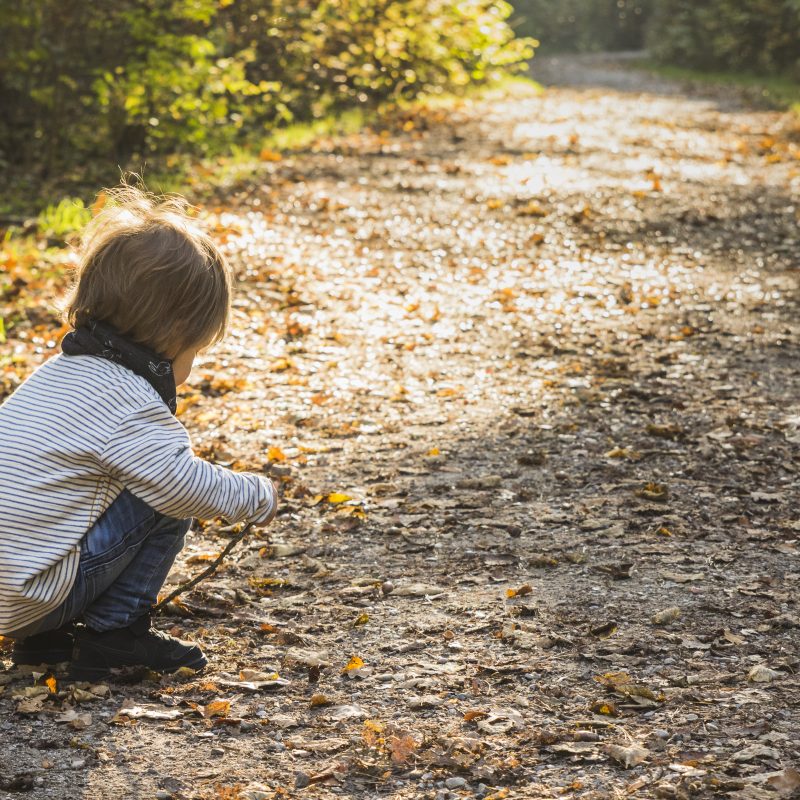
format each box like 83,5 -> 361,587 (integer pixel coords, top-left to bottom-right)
12,490 -> 190,637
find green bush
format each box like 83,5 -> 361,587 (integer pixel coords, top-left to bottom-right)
0,1 -> 535,182
646,0 -> 800,78
509,0 -> 651,53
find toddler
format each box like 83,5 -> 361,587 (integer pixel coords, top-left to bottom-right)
0,187 -> 278,681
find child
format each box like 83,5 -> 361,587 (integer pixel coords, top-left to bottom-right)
0,186 -> 278,681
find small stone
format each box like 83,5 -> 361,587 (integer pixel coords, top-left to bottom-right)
155,792 -> 173,800
445,777 -> 467,789
409,694 -> 443,710
211,747 -> 225,756
653,729 -> 669,739
381,580 -> 394,595
748,664 -> 781,683
295,772 -> 310,789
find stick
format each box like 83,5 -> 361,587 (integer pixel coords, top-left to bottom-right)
153,522 -> 254,613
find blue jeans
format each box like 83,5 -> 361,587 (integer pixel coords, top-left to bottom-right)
13,490 -> 190,637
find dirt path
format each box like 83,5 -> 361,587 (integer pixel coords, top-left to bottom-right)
2,55 -> 799,800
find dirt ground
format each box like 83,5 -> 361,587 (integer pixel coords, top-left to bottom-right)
1,54 -> 799,800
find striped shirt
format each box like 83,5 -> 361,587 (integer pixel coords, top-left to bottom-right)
0,353 -> 277,634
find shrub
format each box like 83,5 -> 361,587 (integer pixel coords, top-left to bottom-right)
0,1 -> 535,182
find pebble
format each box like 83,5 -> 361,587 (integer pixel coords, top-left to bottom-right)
446,777 -> 467,789
211,747 -> 225,756
477,784 -> 489,797
653,729 -> 670,739
684,714 -> 699,722
155,792 -> 173,800
295,772 -> 310,789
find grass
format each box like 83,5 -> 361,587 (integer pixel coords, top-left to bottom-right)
638,60 -> 800,113
145,74 -> 542,201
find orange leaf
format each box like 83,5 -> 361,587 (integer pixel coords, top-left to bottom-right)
92,191 -> 107,217
268,446 -> 287,462
204,700 -> 230,719
388,733 -> 418,764
343,656 -> 365,673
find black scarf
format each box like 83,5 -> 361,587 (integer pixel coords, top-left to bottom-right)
61,319 -> 177,414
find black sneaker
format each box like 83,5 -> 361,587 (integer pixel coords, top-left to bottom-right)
69,614 -> 207,681
11,623 -> 75,666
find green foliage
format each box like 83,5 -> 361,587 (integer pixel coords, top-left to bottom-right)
36,198 -> 93,239
646,0 -> 800,79
509,0 -> 652,53
0,0 -> 535,184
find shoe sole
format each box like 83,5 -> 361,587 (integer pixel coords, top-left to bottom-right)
68,652 -> 208,682
11,650 -> 73,667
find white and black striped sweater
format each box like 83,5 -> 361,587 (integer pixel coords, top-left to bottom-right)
0,353 -> 277,634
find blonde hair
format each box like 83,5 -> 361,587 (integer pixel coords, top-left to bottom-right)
66,185 -> 231,358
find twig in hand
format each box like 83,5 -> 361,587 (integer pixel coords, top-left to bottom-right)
153,522 -> 254,613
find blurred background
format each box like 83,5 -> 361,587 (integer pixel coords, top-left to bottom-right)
0,0 -> 798,214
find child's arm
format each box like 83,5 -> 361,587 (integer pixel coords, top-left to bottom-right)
99,399 -> 277,525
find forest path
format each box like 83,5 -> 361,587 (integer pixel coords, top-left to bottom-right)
3,54 -> 799,800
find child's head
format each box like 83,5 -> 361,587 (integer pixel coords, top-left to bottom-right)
66,186 -> 231,363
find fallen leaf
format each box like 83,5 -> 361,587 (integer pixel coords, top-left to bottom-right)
111,702 -> 183,723
342,656 -> 365,673
651,607 -> 681,625
328,704 -> 367,721
388,732 -> 418,764
327,492 -> 353,504
310,694 -> 331,707
56,709 -> 92,730
589,621 -> 618,638
15,697 -> 46,715
767,768 -> 800,796
268,446 -> 287,461
733,744 -> 781,762
393,583 -> 446,597
204,700 -> 231,719
605,743 -> 649,768
661,571 -> 704,583
635,482 -> 669,502
476,708 -> 525,734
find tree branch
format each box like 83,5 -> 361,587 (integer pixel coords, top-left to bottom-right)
153,522 -> 254,613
